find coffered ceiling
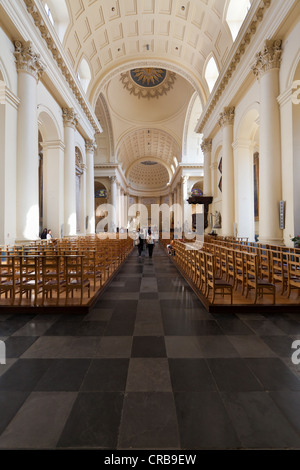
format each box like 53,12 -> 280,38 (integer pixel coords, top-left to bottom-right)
46,0 -> 244,184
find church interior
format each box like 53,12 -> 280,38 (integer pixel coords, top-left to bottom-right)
0,0 -> 300,451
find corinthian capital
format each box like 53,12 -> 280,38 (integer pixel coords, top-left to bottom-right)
218,106 -> 235,127
251,39 -> 282,78
62,107 -> 78,128
201,138 -> 212,154
14,40 -> 45,82
85,139 -> 97,153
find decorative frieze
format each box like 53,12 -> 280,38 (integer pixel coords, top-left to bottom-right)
14,41 -> 45,82
201,138 -> 212,154
251,39 -> 282,78
62,107 -> 78,128
218,107 -> 235,128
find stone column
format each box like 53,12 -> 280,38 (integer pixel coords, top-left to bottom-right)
14,41 -> 45,240
218,107 -> 235,236
62,107 -> 77,236
201,138 -> 212,196
0,81 -> 19,245
109,176 -> 117,232
42,140 -> 65,238
252,39 -> 283,244
85,139 -> 97,234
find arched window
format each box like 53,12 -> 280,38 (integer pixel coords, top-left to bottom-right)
42,0 -> 69,42
171,164 -> 175,174
173,157 -> 178,168
226,0 -> 251,41
204,56 -> 219,93
77,58 -> 92,93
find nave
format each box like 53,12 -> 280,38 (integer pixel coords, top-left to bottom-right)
0,244 -> 300,449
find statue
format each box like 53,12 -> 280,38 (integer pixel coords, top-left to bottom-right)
214,211 -> 221,229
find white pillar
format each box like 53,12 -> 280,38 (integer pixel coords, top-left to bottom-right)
218,107 -> 235,236
0,82 -> 19,245
109,176 -> 117,232
42,140 -> 65,238
201,138 -> 212,196
85,139 -> 96,234
14,41 -> 45,240
252,39 -> 283,245
62,107 -> 77,236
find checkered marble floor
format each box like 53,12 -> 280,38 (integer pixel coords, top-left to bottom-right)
0,243 -> 300,449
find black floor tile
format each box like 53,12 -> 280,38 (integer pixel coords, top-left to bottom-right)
163,319 -> 223,336
35,359 -> 91,391
222,391 -> 300,448
174,391 -> 240,449
131,336 -> 166,357
169,359 -> 217,392
5,337 -> 38,358
80,359 -> 129,391
261,336 -> 295,357
57,392 -> 124,448
43,321 -> 82,336
0,320 -> 33,337
207,358 -> 263,392
245,358 -> 300,391
139,292 -> 159,299
269,391 -> 300,435
0,359 -> 53,391
118,392 -> 179,449
216,319 -> 254,335
245,320 -> 286,336
0,391 -> 30,435
271,318 -> 300,335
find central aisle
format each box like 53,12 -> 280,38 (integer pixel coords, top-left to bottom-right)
0,243 -> 300,449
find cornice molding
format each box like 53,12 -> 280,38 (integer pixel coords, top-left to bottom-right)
195,0 -> 272,134
41,140 -> 65,151
23,0 -> 101,134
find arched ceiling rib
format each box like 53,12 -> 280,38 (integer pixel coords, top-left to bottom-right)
117,128 -> 181,174
63,0 -> 234,98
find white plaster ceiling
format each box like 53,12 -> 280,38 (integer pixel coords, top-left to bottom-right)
128,161 -> 170,190
61,0 -> 236,187
63,0 -> 233,100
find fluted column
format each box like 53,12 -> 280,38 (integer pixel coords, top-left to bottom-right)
14,41 -> 45,240
252,39 -> 283,244
201,138 -> 212,196
62,107 -> 77,236
109,176 -> 117,232
85,139 -> 96,234
218,107 -> 235,236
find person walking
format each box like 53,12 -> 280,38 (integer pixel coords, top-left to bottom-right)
146,229 -> 155,258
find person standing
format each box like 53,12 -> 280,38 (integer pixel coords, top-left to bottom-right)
40,228 -> 47,240
136,229 -> 144,257
47,229 -> 53,241
146,229 -> 155,258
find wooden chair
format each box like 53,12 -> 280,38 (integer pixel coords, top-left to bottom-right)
65,255 -> 90,302
41,255 -> 66,303
0,255 -> 18,300
19,255 -> 42,304
234,250 -> 246,294
271,249 -> 288,295
245,253 -> 275,304
287,253 -> 300,297
205,252 -> 233,304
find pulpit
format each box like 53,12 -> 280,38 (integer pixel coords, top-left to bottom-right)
187,196 -> 213,230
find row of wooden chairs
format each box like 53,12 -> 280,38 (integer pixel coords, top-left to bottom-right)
172,240 -> 300,304
0,235 -> 133,305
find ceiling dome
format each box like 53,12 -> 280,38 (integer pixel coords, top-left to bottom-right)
128,161 -> 170,190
